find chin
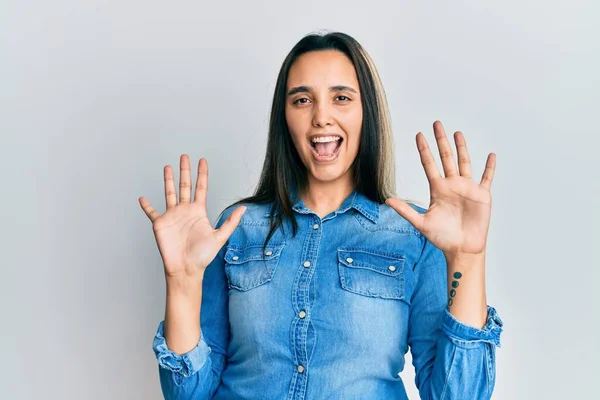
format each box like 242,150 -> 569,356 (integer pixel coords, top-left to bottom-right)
308,165 -> 349,183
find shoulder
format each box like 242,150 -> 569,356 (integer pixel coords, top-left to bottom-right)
215,201 -> 272,228
374,200 -> 428,236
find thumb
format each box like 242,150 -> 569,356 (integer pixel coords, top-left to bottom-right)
214,206 -> 246,244
385,198 -> 423,231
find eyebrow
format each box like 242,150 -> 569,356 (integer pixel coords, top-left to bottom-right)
287,85 -> 358,96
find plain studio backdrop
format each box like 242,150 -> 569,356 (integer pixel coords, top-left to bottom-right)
1,1 -> 598,399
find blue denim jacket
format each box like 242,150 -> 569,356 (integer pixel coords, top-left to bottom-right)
152,189 -> 503,399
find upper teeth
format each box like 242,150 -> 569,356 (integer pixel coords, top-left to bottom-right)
311,136 -> 341,143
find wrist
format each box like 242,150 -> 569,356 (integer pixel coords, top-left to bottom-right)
166,273 -> 203,299
444,250 -> 486,266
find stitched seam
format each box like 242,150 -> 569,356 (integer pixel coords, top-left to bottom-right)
354,212 -> 423,236
440,345 -> 457,400
338,247 -> 407,260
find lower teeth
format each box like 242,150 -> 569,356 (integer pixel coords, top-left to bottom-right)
315,144 -> 340,157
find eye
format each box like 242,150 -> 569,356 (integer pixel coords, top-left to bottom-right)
293,97 -> 310,105
336,95 -> 351,102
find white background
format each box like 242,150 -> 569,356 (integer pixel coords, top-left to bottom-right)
1,1 -> 598,398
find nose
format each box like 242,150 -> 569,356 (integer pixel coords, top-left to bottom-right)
312,101 -> 334,128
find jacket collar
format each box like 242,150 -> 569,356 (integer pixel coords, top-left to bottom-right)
264,186 -> 379,223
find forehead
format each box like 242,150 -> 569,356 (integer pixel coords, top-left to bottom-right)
287,50 -> 359,88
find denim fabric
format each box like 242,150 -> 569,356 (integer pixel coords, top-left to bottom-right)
153,189 -> 503,399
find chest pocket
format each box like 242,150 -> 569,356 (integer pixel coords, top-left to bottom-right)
338,248 -> 408,302
224,243 -> 285,291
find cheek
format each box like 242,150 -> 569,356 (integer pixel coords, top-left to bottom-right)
284,108 -> 293,131
286,110 -> 312,145
285,114 -> 304,150
341,110 -> 363,145
351,107 -> 363,132
286,108 -> 303,133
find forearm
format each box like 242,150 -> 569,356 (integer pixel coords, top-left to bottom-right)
153,264 -> 227,397
164,274 -> 204,355
410,243 -> 502,400
445,251 -> 488,329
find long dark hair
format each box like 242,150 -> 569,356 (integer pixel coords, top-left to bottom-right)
219,31 -> 398,252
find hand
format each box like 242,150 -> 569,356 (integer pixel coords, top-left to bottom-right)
139,155 -> 246,279
386,121 -> 496,256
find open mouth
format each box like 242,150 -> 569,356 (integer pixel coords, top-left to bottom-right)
309,136 -> 343,162
309,136 -> 343,157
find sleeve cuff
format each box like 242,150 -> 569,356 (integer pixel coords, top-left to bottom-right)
441,305 -> 504,347
152,320 -> 212,379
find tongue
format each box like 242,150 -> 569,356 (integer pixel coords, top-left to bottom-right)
314,141 -> 338,156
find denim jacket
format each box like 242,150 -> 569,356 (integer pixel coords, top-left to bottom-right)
152,189 -> 503,399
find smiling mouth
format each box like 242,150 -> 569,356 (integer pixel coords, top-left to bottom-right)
309,137 -> 343,162
309,137 -> 343,156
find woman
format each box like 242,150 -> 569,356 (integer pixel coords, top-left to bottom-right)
139,31 -> 503,399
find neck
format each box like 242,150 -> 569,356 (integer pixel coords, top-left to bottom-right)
300,173 -> 355,219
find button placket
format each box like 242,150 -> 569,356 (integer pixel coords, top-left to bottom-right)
288,216 -> 320,396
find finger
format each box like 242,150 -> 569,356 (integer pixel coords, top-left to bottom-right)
433,120 -> 458,178
214,206 -> 247,244
385,198 -> 425,232
454,131 -> 472,179
164,165 -> 177,209
416,132 -> 442,181
479,153 -> 496,190
194,158 -> 208,207
179,154 -> 192,204
139,197 -> 160,223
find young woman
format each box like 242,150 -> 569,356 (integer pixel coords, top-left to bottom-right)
139,31 -> 503,399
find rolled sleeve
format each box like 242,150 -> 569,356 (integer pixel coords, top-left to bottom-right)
152,321 -> 212,382
441,305 -> 503,347
151,207 -> 235,398
406,205 -> 504,399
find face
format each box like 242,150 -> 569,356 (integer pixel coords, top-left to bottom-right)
285,50 -> 363,186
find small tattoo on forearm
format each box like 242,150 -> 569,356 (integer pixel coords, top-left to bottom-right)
448,271 -> 462,307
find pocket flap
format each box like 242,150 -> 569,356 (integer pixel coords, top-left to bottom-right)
225,243 -> 285,264
337,248 -> 407,301
338,249 -> 405,276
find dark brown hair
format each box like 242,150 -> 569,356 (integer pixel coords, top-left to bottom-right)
219,31 -> 398,252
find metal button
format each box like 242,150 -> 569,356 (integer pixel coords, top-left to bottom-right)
312,224 -> 319,230
299,310 -> 306,319
303,261 -> 311,267
297,365 -> 305,373
265,250 -> 273,256
232,256 -> 239,261
388,265 -> 396,272
346,257 -> 353,263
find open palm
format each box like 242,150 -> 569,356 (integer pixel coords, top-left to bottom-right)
386,121 -> 496,256
139,155 -> 246,279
